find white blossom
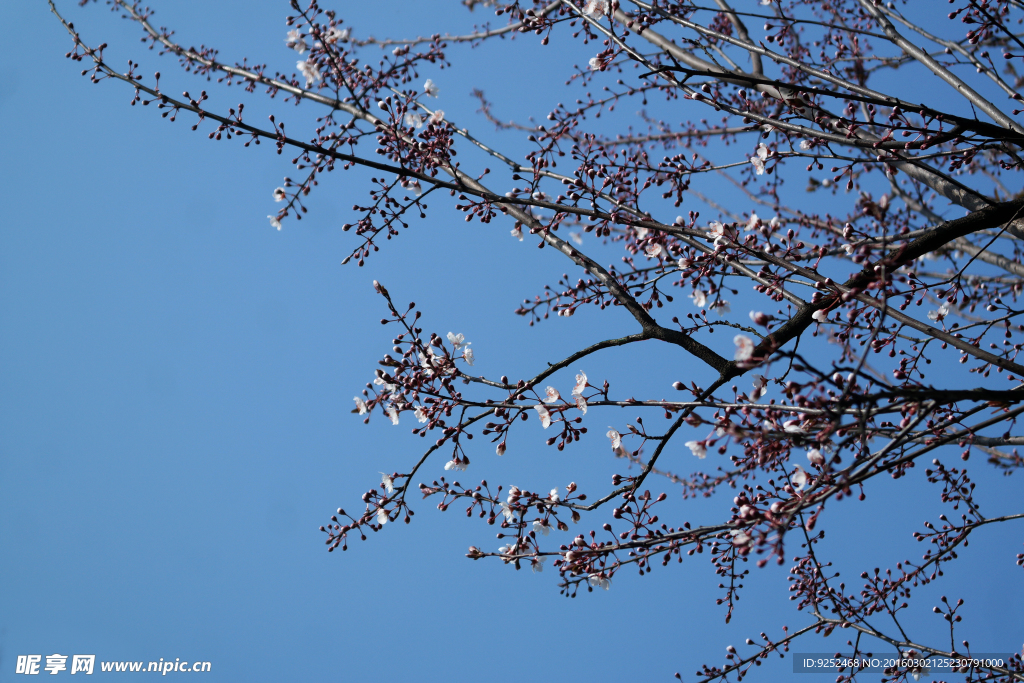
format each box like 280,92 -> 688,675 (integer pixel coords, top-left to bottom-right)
423,78 -> 439,97
444,458 -> 468,472
373,376 -> 396,393
404,111 -> 423,129
386,405 -> 399,425
268,215 -> 282,230
750,143 -> 769,175
533,519 -> 551,536
707,221 -> 726,239
690,290 -> 707,308
571,371 -> 588,397
812,309 -> 829,323
511,226 -> 523,241
499,502 -> 515,523
534,404 -> 552,429
569,232 -> 583,246
686,440 -> 707,459
712,300 -> 731,315
273,187 -> 286,202
286,29 -> 307,54
532,560 -> 544,573
428,109 -> 445,125
607,429 -> 622,450
783,419 -> 806,434
507,486 -> 520,504
447,331 -> 466,349
807,448 -> 825,466
354,397 -> 368,415
589,56 -> 602,71
414,407 -> 428,424
496,442 -> 506,456
644,243 -> 663,258
463,347 -> 475,365
746,212 -> 759,231
799,139 -> 813,150
752,375 -> 769,399
380,473 -> 395,494
734,334 -> 755,361
928,304 -> 950,322
791,465 -> 808,491
549,488 -> 560,503
575,395 -> 588,415
588,573 -> 612,590
376,507 -> 389,525
583,0 -> 610,18
323,26 -> 350,44
297,60 -> 321,88
543,386 -> 561,403
731,530 -> 752,548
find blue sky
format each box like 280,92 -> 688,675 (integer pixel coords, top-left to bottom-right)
2,2 -> 1022,681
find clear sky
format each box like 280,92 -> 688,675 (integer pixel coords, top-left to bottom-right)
2,2 -> 1022,681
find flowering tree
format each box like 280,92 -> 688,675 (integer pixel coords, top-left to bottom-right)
53,0 -> 1024,680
